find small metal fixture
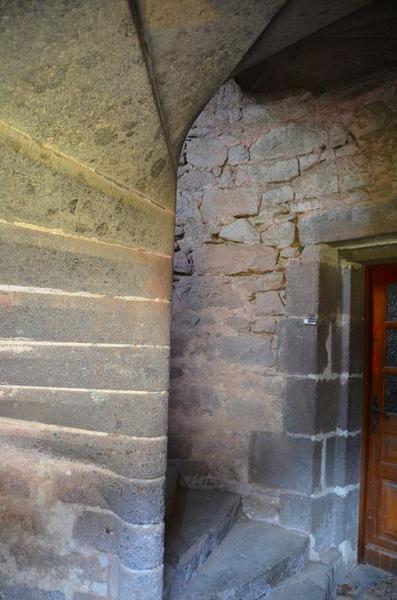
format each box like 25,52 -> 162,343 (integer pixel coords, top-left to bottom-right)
303,316 -> 317,326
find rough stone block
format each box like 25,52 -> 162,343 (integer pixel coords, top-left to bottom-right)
293,161 -> 338,199
277,318 -> 329,375
236,159 -> 299,185
194,243 -> 277,275
249,432 -> 322,494
325,435 -> 361,488
219,219 -> 260,244
55,464 -> 165,525
250,123 -> 326,160
219,335 -> 275,367
228,144 -> 249,165
0,581 -> 66,599
262,221 -> 295,247
283,377 -> 349,435
0,145 -> 174,255
200,189 -> 260,225
0,387 -> 168,437
0,420 -> 166,480
262,184 -> 294,205
0,290 -> 170,345
300,199 -> 397,245
337,155 -> 369,192
0,343 -> 169,392
286,258 -> 320,317
119,564 -> 164,600
0,221 -> 172,300
186,138 -> 228,168
348,377 -> 364,431
254,291 -> 284,316
73,509 -> 164,571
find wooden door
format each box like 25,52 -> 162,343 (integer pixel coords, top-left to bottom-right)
362,265 -> 397,572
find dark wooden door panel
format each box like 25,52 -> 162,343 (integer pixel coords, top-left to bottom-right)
363,265 -> 397,573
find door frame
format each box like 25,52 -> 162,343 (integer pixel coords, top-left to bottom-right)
358,264 -> 373,562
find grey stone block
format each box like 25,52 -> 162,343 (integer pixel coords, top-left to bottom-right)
2,422 -> 166,479
249,432 -> 322,494
325,435 -> 362,488
283,377 -> 349,435
0,221 -> 172,300
119,564 -> 164,600
300,199 -> 397,246
0,582 -> 65,599
281,489 -> 361,554
0,344 -> 169,392
348,377 -> 364,431
73,509 -> 164,570
277,318 -> 329,375
279,493 -> 312,534
0,290 -> 170,345
250,123 -> 326,160
286,259 -> 320,317
0,387 -> 168,437
56,465 -> 165,525
219,335 -> 275,367
0,144 -> 174,255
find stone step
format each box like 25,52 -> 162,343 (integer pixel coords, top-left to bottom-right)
267,561 -> 337,600
164,488 -> 241,599
177,520 -> 309,599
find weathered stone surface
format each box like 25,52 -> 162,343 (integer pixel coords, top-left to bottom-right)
263,184 -> 294,205
0,290 -> 170,345
228,144 -> 249,165
219,219 -> 260,244
300,199 -> 397,245
178,521 -> 309,600
0,582 -> 66,600
164,488 -> 240,598
186,138 -> 228,168
0,387 -> 167,437
0,420 -> 166,479
293,161 -> 338,199
0,343 -> 169,391
262,221 -> 295,246
236,159 -> 299,185
119,564 -> 164,600
283,377 -> 352,435
250,123 -> 326,160
0,221 -> 172,300
325,435 -> 361,487
171,77 -> 397,569
0,145 -> 174,255
277,318 -> 329,375
56,464 -> 165,525
194,244 -> 277,275
73,509 -> 164,570
249,432 -> 322,494
337,155 -> 369,192
0,0 -> 176,209
200,189 -> 260,225
255,291 -> 284,316
219,335 -> 275,367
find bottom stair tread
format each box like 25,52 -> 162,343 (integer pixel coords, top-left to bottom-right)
267,561 -> 336,600
177,520 -> 309,599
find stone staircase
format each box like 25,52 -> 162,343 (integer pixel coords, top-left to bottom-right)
164,474 -> 339,599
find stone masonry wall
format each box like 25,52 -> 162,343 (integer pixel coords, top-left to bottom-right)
170,77 -> 397,525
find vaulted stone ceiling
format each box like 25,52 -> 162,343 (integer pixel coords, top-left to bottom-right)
236,0 -> 397,94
